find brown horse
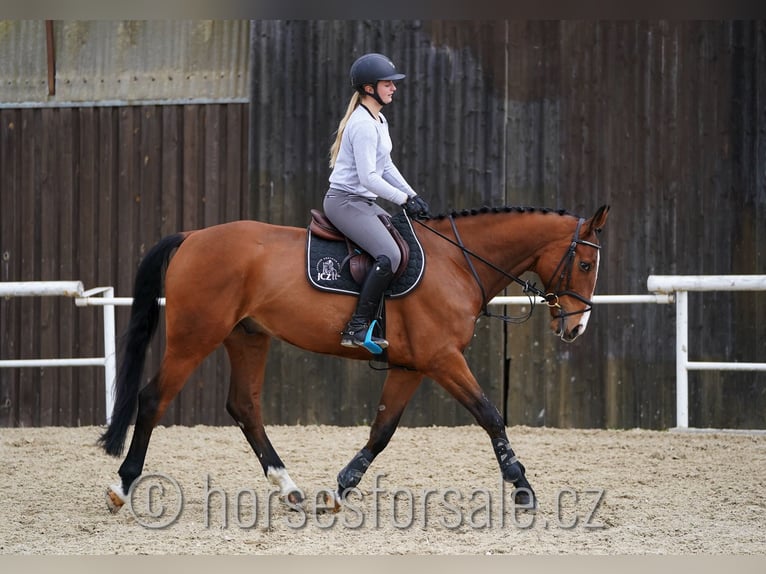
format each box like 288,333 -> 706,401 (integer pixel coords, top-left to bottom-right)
99,204 -> 610,513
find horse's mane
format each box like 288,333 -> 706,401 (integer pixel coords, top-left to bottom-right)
429,205 -> 573,220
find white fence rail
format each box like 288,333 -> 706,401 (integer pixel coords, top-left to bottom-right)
0,281 -> 117,423
646,275 -> 766,429
1,276 -> 764,428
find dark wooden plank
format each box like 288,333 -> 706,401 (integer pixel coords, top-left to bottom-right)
0,109 -> 22,426
160,105 -> 181,236
181,105 -> 202,232
116,107 -> 138,306
139,106 -> 162,245
225,104 -> 244,223
96,106 -> 119,425
16,108 -> 42,426
76,106 -> 100,425
37,107 -> 60,427
55,107 -> 76,426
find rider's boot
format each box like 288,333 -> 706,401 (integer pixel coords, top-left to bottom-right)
340,255 -> 393,350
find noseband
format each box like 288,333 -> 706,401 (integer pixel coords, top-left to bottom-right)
413,215 -> 601,325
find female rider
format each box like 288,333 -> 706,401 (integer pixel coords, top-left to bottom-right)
324,53 -> 430,351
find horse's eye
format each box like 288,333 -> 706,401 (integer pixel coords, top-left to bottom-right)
579,261 -> 592,272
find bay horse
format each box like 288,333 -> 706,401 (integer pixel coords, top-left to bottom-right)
99,204 -> 610,513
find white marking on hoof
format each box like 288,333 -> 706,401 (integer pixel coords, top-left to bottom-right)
106,483 -> 127,514
266,466 -> 303,503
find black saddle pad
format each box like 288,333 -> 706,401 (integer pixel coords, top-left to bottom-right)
306,213 -> 425,297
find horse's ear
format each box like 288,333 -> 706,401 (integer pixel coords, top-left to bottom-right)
586,204 -> 610,235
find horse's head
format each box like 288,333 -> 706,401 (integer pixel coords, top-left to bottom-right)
536,205 -> 610,343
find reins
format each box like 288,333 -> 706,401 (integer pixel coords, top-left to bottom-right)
411,213 -> 601,325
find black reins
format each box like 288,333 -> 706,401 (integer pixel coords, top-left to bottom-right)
411,214 -> 601,325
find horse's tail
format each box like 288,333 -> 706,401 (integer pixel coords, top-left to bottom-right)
99,232 -> 188,456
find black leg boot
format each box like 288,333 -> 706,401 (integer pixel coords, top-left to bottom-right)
341,255 -> 394,350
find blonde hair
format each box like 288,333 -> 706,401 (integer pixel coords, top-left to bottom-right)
329,92 -> 362,168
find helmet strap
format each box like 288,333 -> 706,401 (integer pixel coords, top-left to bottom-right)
360,84 -> 387,107
371,87 -> 386,106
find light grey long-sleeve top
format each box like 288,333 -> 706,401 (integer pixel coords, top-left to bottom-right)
328,104 -> 416,205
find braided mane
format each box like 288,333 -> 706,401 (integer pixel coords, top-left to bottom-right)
429,205 -> 573,220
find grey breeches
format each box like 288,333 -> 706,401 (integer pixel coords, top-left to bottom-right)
323,189 -> 402,272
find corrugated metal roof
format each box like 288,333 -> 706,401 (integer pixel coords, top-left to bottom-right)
0,20 -> 250,105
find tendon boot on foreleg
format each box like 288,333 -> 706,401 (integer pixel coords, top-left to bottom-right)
493,437 -> 537,510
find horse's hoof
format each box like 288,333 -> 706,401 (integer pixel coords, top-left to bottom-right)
321,490 -> 343,514
105,485 -> 126,514
513,487 -> 538,513
284,488 -> 304,507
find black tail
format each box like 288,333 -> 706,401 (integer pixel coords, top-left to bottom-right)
98,233 -> 187,456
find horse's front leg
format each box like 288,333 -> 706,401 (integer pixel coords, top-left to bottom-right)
331,368 -> 423,507
429,351 -> 537,509
478,397 -> 537,509
223,323 -> 303,505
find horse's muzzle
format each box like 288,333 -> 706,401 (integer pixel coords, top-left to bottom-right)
551,309 -> 590,343
559,323 -> 582,342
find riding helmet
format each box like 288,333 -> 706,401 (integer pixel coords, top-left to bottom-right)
350,53 -> 406,91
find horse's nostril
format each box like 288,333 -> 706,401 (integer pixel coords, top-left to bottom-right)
561,325 -> 581,342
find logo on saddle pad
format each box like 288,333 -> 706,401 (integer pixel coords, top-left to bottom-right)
316,257 -> 342,282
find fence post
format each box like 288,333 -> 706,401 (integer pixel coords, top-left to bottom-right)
675,290 -> 689,428
103,287 -> 117,424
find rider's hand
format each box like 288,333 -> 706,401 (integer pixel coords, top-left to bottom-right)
403,195 -> 430,219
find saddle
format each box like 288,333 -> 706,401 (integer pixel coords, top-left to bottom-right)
309,209 -> 410,284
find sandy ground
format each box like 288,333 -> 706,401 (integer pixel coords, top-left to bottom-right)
1,424 -> 764,555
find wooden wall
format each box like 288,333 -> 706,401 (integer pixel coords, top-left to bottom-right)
0,104 -> 250,426
1,21 -> 764,429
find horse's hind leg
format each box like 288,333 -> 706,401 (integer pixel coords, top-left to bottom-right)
107,351 -> 207,511
223,322 -> 303,505
332,368 -> 423,506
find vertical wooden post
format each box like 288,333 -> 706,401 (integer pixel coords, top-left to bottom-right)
46,20 -> 56,96
247,19 -> 257,220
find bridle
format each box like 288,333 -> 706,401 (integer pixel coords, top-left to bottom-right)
412,214 -> 602,326
538,216 -> 601,324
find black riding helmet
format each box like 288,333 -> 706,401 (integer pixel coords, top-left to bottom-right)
350,53 -> 405,106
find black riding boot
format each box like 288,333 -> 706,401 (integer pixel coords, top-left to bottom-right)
341,255 -> 394,350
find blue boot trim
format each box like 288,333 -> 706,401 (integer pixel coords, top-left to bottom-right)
362,320 -> 384,355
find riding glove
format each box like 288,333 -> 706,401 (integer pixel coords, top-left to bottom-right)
403,195 -> 430,219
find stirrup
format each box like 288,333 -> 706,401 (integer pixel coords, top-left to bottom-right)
340,320 -> 388,354
361,320 -> 387,354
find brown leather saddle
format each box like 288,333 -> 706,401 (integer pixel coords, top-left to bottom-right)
309,209 -> 410,284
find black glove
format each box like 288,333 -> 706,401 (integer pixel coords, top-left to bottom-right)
403,195 -> 430,219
